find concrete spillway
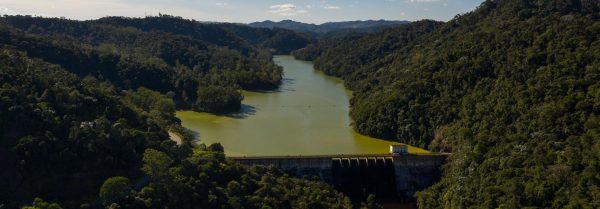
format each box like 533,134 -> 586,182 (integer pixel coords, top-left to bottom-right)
230,154 -> 448,200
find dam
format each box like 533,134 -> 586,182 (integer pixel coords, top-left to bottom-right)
230,153 -> 449,201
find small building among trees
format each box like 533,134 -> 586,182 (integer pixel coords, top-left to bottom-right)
389,145 -> 408,155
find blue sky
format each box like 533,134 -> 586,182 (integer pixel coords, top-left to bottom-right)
0,0 -> 484,24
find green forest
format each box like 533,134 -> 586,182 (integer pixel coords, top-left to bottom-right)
3,0 -> 600,208
0,15 -> 357,208
0,15 -> 313,113
293,0 -> 600,208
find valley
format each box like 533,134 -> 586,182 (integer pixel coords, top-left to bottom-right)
2,1 -> 599,209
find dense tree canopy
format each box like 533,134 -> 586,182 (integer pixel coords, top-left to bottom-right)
293,0 -> 600,208
0,45 -> 350,209
5,0 -> 600,208
195,86 -> 243,113
0,16 -> 352,208
111,149 -> 352,209
0,15 -> 304,113
291,31 -> 369,61
0,48 -> 171,207
21,198 -> 63,209
294,20 -> 444,144
99,176 -> 131,204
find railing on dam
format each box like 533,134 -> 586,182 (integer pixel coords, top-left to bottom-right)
228,153 -> 450,201
228,153 -> 449,159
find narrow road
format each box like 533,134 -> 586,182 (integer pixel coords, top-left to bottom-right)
168,131 -> 182,145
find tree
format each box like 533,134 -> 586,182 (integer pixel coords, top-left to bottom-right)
122,87 -> 177,127
99,176 -> 131,204
360,194 -> 383,209
142,149 -> 174,182
195,86 -> 243,113
21,198 -> 62,209
207,143 -> 225,153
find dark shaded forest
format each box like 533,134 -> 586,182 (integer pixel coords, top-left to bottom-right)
293,0 -> 600,208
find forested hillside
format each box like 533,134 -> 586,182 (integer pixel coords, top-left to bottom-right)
0,16 -> 353,208
294,0 -> 600,208
0,47 -> 172,207
291,31 -> 369,61
249,19 -> 408,36
0,15 -> 310,113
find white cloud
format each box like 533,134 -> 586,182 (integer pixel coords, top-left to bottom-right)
215,2 -> 228,6
269,3 -> 307,16
0,7 -> 14,14
317,1 -> 341,10
322,5 -> 340,10
270,4 -> 295,11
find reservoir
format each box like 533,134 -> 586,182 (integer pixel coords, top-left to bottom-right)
177,56 -> 428,156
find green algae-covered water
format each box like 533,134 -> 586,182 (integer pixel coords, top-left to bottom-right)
177,56 -> 428,156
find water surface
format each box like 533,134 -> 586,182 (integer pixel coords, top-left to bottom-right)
177,56 -> 428,156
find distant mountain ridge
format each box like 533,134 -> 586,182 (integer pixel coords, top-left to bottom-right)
248,19 -> 409,35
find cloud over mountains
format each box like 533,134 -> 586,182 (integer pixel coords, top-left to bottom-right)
269,4 -> 307,16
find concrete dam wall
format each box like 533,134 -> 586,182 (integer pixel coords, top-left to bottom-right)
230,154 -> 448,200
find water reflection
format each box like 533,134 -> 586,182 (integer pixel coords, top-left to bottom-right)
224,104 -> 257,119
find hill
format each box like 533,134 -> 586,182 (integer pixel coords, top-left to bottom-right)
0,15 -> 352,208
293,0 -> 600,208
0,15 -> 312,113
249,19 -> 408,36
